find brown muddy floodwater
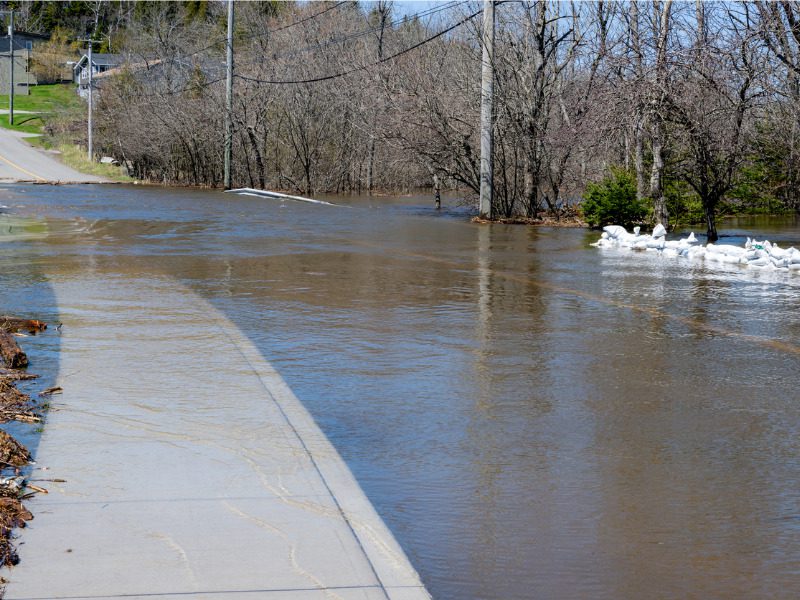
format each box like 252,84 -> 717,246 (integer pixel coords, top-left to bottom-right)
2,185 -> 800,599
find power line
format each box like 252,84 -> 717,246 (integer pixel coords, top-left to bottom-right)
235,7 -> 483,86
169,1 -> 461,70
269,0 -> 348,33
147,2 -> 476,96
133,1 -> 463,90
165,1 -> 349,65
269,0 -> 465,61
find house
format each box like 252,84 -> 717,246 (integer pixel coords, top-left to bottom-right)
73,53 -> 123,96
0,31 -> 50,95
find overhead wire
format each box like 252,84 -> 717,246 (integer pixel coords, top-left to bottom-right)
159,1 -> 478,95
132,1 -> 350,95
269,0 -> 466,61
236,6 -> 483,86
164,1 -> 349,64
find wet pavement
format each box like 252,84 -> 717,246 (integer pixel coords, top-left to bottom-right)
0,130 -> 108,184
3,276 -> 428,600
1,184 -> 800,599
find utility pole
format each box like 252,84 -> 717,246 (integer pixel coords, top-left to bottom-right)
88,41 -> 93,161
223,0 -> 234,189
78,38 -> 100,162
478,0 -> 494,220
7,10 -> 13,126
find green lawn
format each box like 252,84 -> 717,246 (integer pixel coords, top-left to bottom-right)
0,84 -> 82,136
0,114 -> 46,134
0,83 -> 82,114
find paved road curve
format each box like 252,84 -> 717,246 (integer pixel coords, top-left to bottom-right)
0,127 -> 107,183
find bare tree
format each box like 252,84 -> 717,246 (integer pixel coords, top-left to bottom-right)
669,3 -> 760,241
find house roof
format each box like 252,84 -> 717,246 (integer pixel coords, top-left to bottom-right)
74,53 -> 124,70
11,31 -> 50,40
92,53 -> 123,66
0,31 -> 49,53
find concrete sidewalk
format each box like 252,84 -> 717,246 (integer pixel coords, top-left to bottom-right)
4,276 -> 429,599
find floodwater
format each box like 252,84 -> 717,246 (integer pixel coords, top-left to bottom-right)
2,185 -> 800,599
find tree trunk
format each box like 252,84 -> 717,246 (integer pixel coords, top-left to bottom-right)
634,115 -> 647,201
367,137 -> 375,195
649,0 -> 673,229
630,1 -> 648,202
246,126 -> 266,189
524,164 -> 538,217
650,123 -> 669,228
705,199 -> 718,242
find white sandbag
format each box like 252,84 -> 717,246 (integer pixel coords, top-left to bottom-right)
706,244 -> 747,258
768,244 -> 789,259
747,256 -> 770,267
603,225 -> 629,239
592,224 -> 799,277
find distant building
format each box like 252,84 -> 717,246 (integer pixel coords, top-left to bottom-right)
73,53 -> 123,97
0,31 -> 49,96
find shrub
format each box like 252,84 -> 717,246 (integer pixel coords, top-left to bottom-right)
581,168 -> 649,228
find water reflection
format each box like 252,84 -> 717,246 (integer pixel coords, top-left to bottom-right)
6,184 -> 800,599
0,213 -> 61,458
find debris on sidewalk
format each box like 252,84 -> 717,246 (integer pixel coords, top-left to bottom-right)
0,315 -> 53,573
0,380 -> 40,425
0,317 -> 47,334
0,432 -> 30,469
0,331 -> 27,369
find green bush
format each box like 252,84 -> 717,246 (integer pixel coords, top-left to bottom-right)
581,169 -> 649,228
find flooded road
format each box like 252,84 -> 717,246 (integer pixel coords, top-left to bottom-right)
2,184 -> 800,599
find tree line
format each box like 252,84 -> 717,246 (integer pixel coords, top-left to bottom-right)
12,0 -> 800,237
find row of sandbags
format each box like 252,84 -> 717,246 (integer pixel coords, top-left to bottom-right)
592,224 -> 800,271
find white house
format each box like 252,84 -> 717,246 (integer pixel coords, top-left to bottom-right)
73,53 -> 123,96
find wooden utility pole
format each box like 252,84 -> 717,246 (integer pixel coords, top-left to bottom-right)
223,0 -> 234,190
87,41 -> 93,161
7,10 -> 13,125
78,38 -> 99,161
650,0 -> 673,229
478,0 -> 495,219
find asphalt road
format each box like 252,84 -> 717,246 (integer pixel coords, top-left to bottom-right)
0,127 -> 107,184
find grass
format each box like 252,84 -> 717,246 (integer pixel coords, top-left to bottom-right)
0,84 -> 81,139
0,83 -> 82,114
0,114 -> 46,135
55,143 -> 132,182
0,83 -> 83,139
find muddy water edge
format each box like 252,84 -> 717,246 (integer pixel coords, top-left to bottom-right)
0,213 -> 61,573
3,184 -> 800,599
